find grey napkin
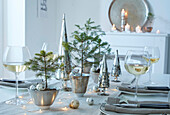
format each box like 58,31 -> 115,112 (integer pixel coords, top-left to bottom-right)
118,85 -> 168,94
105,97 -> 170,114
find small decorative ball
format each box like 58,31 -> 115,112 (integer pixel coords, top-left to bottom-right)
29,85 -> 36,90
36,84 -> 44,91
93,85 -> 100,92
86,98 -> 94,105
69,100 -> 79,109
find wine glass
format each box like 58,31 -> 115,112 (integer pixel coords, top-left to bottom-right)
3,46 -> 31,105
124,50 -> 150,101
143,47 -> 160,85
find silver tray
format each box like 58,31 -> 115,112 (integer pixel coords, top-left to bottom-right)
108,0 -> 150,31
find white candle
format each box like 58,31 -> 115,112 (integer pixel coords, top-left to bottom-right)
125,23 -> 130,32
112,24 -> 117,31
156,30 -> 160,34
121,9 -> 125,17
136,25 -> 142,33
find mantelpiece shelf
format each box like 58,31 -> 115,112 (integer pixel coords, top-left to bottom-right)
102,32 -> 170,74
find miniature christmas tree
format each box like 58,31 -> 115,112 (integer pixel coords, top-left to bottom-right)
63,18 -> 111,76
25,50 -> 63,89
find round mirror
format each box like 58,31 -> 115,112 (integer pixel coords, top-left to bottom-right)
108,0 -> 150,31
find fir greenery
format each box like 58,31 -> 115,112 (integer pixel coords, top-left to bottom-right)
63,18 -> 111,76
24,50 -> 63,89
147,12 -> 154,24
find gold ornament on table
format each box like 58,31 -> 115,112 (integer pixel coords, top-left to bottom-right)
69,100 -> 79,109
111,50 -> 121,82
98,54 -> 110,96
58,13 -> 72,91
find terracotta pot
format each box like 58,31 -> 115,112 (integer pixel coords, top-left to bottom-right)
145,27 -> 153,32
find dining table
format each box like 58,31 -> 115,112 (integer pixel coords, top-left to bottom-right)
0,72 -> 169,115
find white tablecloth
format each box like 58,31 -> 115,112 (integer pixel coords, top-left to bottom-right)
0,73 -> 169,115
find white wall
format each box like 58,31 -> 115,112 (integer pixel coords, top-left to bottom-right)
55,0 -> 170,41
7,0 -> 25,46
55,0 -> 101,42
25,0 -> 58,56
24,0 -> 170,77
148,0 -> 170,33
25,0 -> 58,78
0,0 -> 3,76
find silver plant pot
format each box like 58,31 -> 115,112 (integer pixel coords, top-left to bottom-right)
28,89 -> 59,110
83,66 -> 91,73
71,74 -> 89,97
90,72 -> 99,84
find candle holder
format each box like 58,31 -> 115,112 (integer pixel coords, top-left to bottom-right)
121,17 -> 125,31
121,9 -> 126,32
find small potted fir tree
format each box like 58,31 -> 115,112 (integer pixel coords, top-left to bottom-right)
90,37 -> 111,84
25,50 -> 63,109
63,18 -> 110,96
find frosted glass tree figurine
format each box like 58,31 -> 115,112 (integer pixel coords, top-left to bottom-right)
58,14 -> 72,91
111,50 -> 121,82
98,54 -> 110,96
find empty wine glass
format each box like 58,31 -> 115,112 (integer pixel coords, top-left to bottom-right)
124,50 -> 150,101
143,46 -> 160,85
3,46 -> 31,105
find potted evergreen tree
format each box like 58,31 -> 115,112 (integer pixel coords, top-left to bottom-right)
25,50 -> 63,109
63,18 -> 111,96
90,32 -> 111,84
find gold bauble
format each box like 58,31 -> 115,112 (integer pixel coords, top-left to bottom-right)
69,100 -> 79,109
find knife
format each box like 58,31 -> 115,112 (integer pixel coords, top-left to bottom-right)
113,103 -> 170,109
130,86 -> 169,91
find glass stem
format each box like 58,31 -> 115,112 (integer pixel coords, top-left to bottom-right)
15,73 -> 19,105
148,64 -> 152,83
102,88 -> 106,94
135,75 -> 140,101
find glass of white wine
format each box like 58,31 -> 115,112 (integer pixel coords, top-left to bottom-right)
124,50 -> 150,101
3,46 -> 31,105
143,46 -> 160,85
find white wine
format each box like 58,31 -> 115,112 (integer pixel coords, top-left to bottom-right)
124,64 -> 149,76
143,57 -> 159,64
150,58 -> 159,64
3,62 -> 27,73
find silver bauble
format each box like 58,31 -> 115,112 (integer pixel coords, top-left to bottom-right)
36,84 -> 44,91
30,85 -> 36,90
86,98 -> 94,105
